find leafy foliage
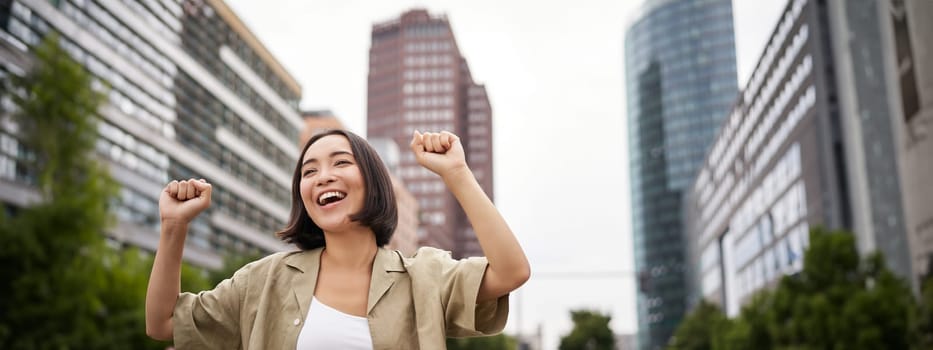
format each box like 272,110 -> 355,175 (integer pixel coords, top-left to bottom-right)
0,34 -> 216,349
917,268 -> 933,349
668,300 -> 729,350
0,33 -> 121,349
559,310 -> 615,350
671,227 -> 921,350
447,333 -> 517,350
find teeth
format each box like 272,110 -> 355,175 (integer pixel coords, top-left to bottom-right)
317,191 -> 346,205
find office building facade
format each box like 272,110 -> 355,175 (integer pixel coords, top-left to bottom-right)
684,0 -> 845,315
684,0 -> 930,316
881,0 -> 933,285
0,0 -> 299,268
624,0 -> 738,348
367,9 -> 493,258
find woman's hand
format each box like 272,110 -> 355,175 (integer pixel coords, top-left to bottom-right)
148,178 -> 212,340
411,131 -> 530,302
410,130 -> 469,179
159,178 -> 212,224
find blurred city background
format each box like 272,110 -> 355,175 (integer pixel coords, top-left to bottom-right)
0,0 -> 930,349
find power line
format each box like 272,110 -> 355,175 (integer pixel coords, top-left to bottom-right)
531,270 -> 637,280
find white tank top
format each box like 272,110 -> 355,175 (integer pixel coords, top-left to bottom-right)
295,297 -> 374,350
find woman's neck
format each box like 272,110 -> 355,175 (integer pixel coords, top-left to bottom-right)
321,227 -> 378,270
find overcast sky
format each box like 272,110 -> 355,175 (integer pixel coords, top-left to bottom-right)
225,0 -> 788,348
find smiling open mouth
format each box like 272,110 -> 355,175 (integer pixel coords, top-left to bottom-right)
317,191 -> 347,206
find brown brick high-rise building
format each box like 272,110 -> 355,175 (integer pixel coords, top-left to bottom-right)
366,9 -> 493,258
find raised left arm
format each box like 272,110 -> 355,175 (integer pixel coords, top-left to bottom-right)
410,131 -> 531,302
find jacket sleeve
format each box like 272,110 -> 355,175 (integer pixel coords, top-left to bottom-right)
411,247 -> 510,338
172,263 -> 251,349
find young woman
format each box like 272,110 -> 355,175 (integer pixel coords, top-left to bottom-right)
145,130 -> 530,349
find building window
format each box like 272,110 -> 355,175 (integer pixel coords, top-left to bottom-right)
890,0 -> 920,121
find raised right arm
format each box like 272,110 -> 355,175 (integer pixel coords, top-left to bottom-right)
145,179 -> 212,340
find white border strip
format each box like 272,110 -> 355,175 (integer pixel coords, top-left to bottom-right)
211,212 -> 292,253
20,0 -> 175,121
216,127 -> 292,188
94,0 -> 299,160
220,46 -> 302,130
111,221 -> 223,269
100,104 -> 290,222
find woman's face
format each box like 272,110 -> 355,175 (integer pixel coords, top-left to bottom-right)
299,135 -> 366,233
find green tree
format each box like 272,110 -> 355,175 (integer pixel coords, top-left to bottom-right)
558,310 -> 615,350
0,34 -> 173,349
764,228 -> 916,349
917,266 -> 933,349
0,32 -> 117,348
717,290 -> 773,350
668,300 -> 730,350
446,333 -> 517,350
674,227 -> 919,350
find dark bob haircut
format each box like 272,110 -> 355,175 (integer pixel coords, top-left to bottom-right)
276,129 -> 397,250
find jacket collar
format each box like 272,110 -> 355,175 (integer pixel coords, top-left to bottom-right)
283,247 -> 406,318
368,247 -> 406,314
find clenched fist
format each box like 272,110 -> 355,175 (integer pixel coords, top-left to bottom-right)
159,178 -> 212,224
410,130 -> 469,179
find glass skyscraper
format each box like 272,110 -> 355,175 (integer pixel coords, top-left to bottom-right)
624,0 -> 737,348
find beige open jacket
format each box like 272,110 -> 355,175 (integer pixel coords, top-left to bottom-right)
172,246 -> 509,349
